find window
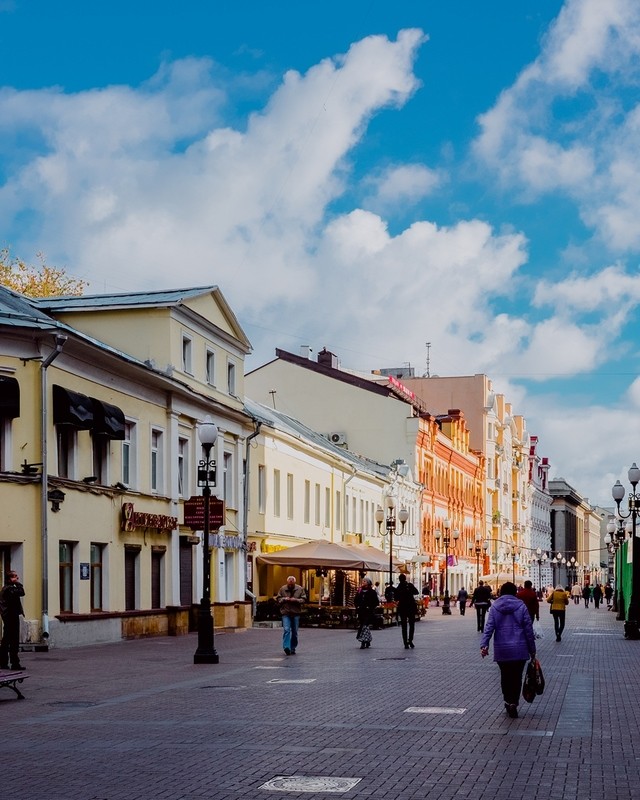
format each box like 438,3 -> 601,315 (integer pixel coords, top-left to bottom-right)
90,543 -> 103,611
151,547 -> 165,609
287,473 -> 294,520
273,469 -> 281,517
179,539 -> 193,606
92,434 -> 108,484
353,497 -> 357,533
182,335 -> 193,374
178,436 -> 189,497
59,541 -> 74,613
258,465 -> 266,514
223,452 -> 233,506
122,421 -> 137,487
0,417 -> 10,471
304,480 -> 310,524
314,483 -> 321,526
325,487 -> 330,528
124,546 -> 140,611
335,491 -> 341,531
227,360 -> 236,396
56,427 -> 77,479
206,349 -> 216,385
151,428 -> 163,493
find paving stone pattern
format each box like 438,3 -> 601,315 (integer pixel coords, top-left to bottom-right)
5,602 -> 639,800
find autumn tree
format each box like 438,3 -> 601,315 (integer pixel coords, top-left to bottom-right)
0,248 -> 86,297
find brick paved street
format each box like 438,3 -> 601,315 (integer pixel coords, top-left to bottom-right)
6,601 -> 640,800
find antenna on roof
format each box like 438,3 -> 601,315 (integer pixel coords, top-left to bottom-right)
269,390 -> 277,409
423,342 -> 431,378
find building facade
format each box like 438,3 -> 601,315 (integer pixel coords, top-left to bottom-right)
0,285 -> 253,648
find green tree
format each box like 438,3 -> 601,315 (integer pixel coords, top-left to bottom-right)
0,248 -> 86,297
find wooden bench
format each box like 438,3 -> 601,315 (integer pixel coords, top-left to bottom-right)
0,669 -> 29,700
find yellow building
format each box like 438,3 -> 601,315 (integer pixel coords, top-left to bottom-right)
0,285 -> 253,648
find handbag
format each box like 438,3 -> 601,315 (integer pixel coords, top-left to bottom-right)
356,624 -> 372,643
522,657 -> 544,703
533,619 -> 544,639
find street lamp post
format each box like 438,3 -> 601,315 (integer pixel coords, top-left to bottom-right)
531,548 -> 548,596
468,533 -> 488,588
194,417 -> 219,664
375,496 -> 409,588
434,519 -> 459,615
605,516 -> 626,615
612,464 -> 640,638
505,546 -> 520,583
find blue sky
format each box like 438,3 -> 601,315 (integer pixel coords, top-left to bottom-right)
2,0 -> 640,505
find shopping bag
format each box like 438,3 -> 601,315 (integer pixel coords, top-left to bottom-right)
532,657 -> 545,695
356,624 -> 372,644
533,619 -> 544,640
522,659 -> 537,703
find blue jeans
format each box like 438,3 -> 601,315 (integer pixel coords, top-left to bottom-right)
282,614 -> 300,652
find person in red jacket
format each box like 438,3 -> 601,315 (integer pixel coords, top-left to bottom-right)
516,580 -> 540,622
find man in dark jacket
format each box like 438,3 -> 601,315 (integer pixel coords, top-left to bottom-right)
0,570 -> 25,670
276,576 -> 307,655
470,581 -> 492,632
516,580 -> 540,622
395,574 -> 419,648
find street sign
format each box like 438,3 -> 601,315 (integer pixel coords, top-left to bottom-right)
183,495 -> 225,529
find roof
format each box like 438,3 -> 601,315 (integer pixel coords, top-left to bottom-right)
0,284 -> 61,330
35,286 -> 218,312
244,396 -> 389,481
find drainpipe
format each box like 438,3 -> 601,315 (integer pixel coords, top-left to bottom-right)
40,334 -> 67,642
243,418 -> 262,616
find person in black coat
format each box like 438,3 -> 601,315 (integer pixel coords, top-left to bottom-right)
0,570 -> 25,670
470,581 -> 492,632
395,573 -> 419,648
354,578 -> 379,649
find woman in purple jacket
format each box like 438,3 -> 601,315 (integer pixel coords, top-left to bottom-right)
480,582 -> 536,718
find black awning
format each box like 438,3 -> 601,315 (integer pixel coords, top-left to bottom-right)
52,385 -> 94,429
92,398 -> 126,440
0,376 -> 19,418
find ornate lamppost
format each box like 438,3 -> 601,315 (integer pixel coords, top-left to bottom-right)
531,548 -> 548,597
375,495 -> 409,588
434,519 -> 459,615
468,533 -> 488,588
505,546 -> 520,583
194,417 -> 219,664
612,464 -> 640,639
605,515 -> 626,615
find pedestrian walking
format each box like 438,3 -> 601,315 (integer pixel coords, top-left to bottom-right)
276,575 -> 306,655
373,581 -> 383,603
384,582 -> 395,602
0,570 -> 25,670
395,573 -> 419,648
480,582 -> 536,719
516,580 -> 539,622
582,584 -> 590,609
593,584 -> 603,609
571,583 -> 582,605
547,584 -> 569,641
457,587 -> 469,616
470,581 -> 492,632
354,577 -> 379,649
604,583 -> 613,609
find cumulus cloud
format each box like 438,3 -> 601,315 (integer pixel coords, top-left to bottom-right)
362,163 -> 444,213
473,0 -> 640,250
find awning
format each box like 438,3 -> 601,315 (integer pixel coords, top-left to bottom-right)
257,540 -> 400,572
0,375 -> 19,418
92,399 -> 126,440
52,385 -> 94,429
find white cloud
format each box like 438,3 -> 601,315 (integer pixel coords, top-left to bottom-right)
473,0 -> 640,250
363,163 -> 443,213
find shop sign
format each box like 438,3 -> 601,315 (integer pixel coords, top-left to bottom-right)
121,502 -> 178,532
183,495 -> 225,529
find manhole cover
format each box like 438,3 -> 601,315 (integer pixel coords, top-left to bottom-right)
48,701 -> 98,708
259,776 -> 361,793
404,706 -> 466,715
199,685 -> 246,690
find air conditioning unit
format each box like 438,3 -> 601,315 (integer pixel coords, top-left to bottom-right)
328,432 -> 347,446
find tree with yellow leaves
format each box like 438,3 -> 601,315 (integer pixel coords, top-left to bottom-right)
0,248 -> 86,297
